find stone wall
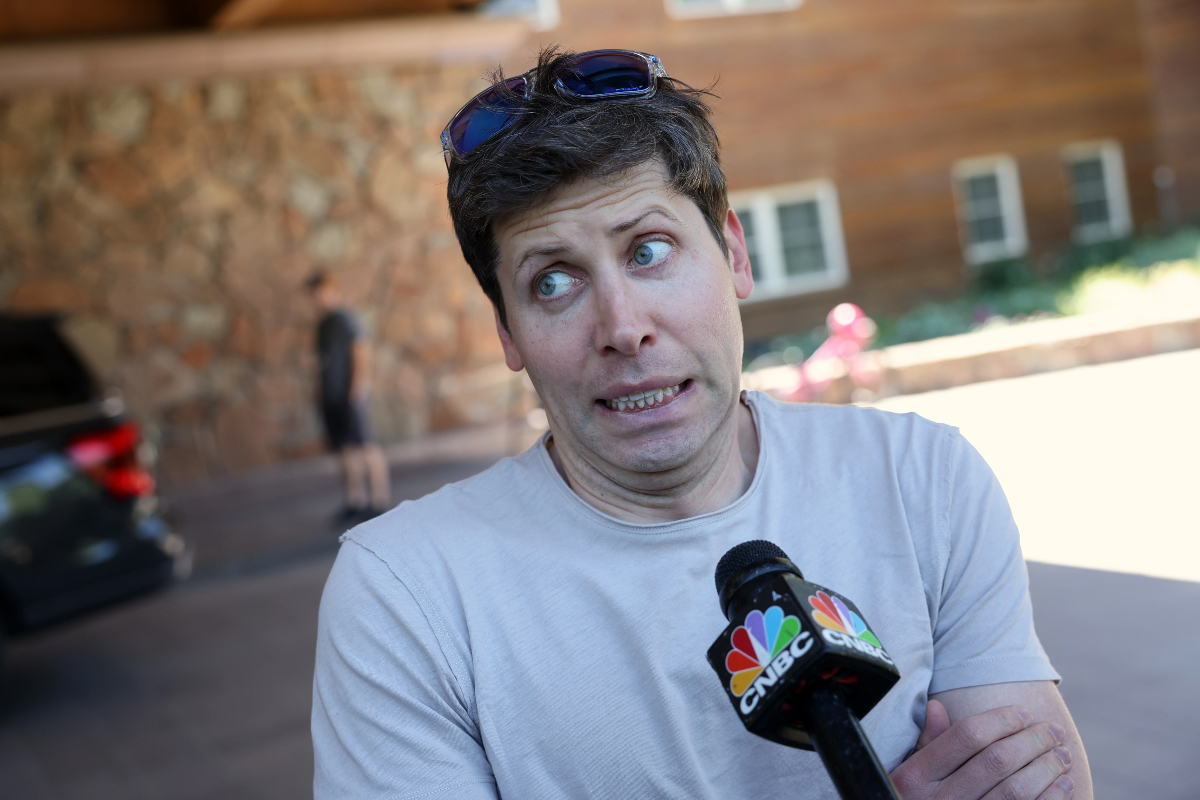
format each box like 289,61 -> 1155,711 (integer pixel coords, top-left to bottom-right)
0,62 -> 534,486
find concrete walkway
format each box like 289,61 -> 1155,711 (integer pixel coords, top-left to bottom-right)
872,347 -> 1200,583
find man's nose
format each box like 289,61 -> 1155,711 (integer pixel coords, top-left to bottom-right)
593,273 -> 656,357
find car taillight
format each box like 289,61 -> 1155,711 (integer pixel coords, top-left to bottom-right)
66,421 -> 156,500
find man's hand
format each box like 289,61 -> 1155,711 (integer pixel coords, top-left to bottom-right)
890,700 -> 1075,800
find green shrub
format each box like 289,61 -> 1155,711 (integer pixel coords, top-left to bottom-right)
1058,259 -> 1200,316
1055,225 -> 1200,277
743,226 -> 1200,369
1127,226 -> 1200,268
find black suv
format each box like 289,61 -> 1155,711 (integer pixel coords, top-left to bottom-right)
0,315 -> 187,656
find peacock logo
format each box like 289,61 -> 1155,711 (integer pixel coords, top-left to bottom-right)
725,606 -> 803,697
809,590 -> 882,648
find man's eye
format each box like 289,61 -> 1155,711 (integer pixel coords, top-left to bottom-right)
536,271 -> 576,299
633,241 -> 671,266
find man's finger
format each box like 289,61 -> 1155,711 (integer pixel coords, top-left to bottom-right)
979,745 -> 1074,800
909,704 -> 1033,783
915,699 -> 951,752
939,721 -> 1067,800
1038,775 -> 1076,800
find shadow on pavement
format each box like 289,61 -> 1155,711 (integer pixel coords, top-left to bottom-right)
1028,561 -> 1200,800
0,556 -> 335,800
168,458 -> 499,581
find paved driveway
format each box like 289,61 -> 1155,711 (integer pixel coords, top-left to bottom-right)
2,350 -> 1197,799
0,560 -> 328,800
873,347 -> 1200,583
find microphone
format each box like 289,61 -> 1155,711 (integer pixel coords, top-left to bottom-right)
707,540 -> 902,800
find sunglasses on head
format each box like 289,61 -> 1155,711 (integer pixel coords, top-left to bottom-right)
441,49 -> 669,166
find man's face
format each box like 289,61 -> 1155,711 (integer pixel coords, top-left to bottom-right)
492,161 -> 754,477
310,283 -> 339,312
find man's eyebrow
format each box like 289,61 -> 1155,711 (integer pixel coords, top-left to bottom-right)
511,208 -> 682,281
514,244 -> 571,281
609,208 -> 681,236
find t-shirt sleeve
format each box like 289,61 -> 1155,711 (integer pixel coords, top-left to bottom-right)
312,539 -> 498,800
928,431 -> 1061,695
341,310 -> 364,341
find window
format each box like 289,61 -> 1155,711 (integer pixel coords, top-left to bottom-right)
730,180 -> 850,302
478,0 -> 559,30
1063,140 -> 1131,243
665,0 -> 802,20
952,155 -> 1028,265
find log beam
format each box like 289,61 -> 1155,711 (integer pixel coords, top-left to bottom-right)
208,0 -> 285,30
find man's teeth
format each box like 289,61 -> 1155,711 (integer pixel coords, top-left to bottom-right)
605,383 -> 681,411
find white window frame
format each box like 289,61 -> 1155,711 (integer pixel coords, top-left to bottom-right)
1062,139 -> 1132,244
478,0 -> 559,30
531,0 -> 560,31
731,180 -> 850,304
952,154 -> 1029,266
665,0 -> 802,21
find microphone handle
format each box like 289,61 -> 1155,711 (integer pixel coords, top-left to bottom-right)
795,683 -> 903,800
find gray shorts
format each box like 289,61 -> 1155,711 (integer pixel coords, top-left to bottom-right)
321,399 -> 371,451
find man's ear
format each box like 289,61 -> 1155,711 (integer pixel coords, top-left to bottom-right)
493,304 -> 525,372
724,208 -> 755,300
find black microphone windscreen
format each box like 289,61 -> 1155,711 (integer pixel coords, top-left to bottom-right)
714,540 -> 790,598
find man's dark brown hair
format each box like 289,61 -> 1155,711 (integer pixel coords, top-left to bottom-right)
446,47 -> 728,330
304,270 -> 335,291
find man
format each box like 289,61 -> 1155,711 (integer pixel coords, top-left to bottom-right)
306,271 -> 390,522
313,49 -> 1090,799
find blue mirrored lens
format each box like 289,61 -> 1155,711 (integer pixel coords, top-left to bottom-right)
558,52 -> 652,97
449,77 -> 525,155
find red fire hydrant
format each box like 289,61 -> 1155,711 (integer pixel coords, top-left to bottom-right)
780,303 -> 878,402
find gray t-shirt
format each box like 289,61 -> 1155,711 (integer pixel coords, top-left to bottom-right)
315,308 -> 362,407
312,392 -> 1058,799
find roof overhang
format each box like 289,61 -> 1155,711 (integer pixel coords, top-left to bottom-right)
0,14 -> 530,92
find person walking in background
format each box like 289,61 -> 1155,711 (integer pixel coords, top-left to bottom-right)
306,271 -> 390,523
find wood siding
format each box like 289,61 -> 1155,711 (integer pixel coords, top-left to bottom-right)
0,0 -> 486,42
520,0 -> 1168,340
1139,0 -> 1200,224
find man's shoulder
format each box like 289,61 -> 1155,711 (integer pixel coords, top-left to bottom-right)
750,392 -> 963,508
318,307 -> 360,334
751,390 -> 957,448
334,307 -> 362,334
340,443 -> 551,560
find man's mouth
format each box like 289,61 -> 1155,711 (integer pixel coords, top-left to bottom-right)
603,382 -> 684,412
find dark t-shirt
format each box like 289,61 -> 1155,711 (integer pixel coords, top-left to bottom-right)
316,308 -> 362,406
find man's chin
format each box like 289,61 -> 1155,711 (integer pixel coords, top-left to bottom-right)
595,433 -> 704,477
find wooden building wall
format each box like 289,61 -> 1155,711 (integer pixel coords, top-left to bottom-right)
1139,0 -> 1200,225
0,0 -> 486,41
519,0 -> 1163,341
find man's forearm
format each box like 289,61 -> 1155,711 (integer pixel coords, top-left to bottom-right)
934,681 -> 1091,799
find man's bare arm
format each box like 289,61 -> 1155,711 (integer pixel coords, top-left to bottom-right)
350,338 -> 372,402
890,680 -> 1091,800
937,681 -> 1091,799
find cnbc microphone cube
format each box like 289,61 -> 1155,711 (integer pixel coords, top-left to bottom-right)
709,541 -> 902,800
